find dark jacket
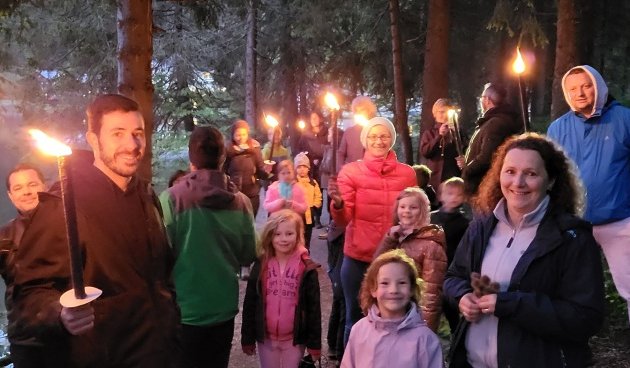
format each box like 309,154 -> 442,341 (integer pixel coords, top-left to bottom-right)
11,159 -> 183,368
420,123 -> 461,189
224,138 -> 268,198
430,207 -> 470,265
462,104 -> 522,196
241,254 -> 321,350
297,126 -> 329,162
443,206 -> 605,368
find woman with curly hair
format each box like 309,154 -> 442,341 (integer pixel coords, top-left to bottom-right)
444,133 -> 605,367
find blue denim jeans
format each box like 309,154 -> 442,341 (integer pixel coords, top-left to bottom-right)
340,255 -> 369,346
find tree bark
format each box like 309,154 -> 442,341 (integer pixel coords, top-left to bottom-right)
551,0 -> 579,119
245,0 -> 259,131
117,0 -> 154,181
420,0 -> 450,163
388,0 -> 413,165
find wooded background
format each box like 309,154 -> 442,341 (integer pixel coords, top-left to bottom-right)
1,0 -> 629,174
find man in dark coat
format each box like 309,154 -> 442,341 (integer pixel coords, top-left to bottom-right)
457,83 -> 522,196
0,163 -> 53,367
11,94 -> 185,367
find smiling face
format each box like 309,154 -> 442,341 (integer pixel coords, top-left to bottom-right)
564,71 -> 596,117
88,110 -> 145,189
365,124 -> 392,158
500,148 -> 552,223
397,196 -> 424,230
7,169 -> 46,213
371,262 -> 412,319
272,220 -> 299,257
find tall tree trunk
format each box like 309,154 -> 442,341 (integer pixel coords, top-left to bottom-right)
174,3 -> 194,132
420,0 -> 450,163
245,0 -> 259,131
117,0 -> 154,181
388,0 -> 413,164
551,0 -> 578,119
281,39 -> 299,154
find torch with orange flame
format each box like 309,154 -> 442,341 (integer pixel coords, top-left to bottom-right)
353,113 -> 368,126
512,47 -> 529,132
29,129 -> 102,308
447,109 -> 464,156
298,120 -> 306,131
325,92 -> 340,175
264,114 -> 280,164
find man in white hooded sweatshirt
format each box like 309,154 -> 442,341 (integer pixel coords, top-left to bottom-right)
547,65 -> 630,326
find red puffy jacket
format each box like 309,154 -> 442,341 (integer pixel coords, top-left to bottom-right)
330,151 -> 417,262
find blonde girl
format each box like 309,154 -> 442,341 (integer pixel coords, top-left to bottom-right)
374,187 -> 447,331
241,209 -> 321,368
263,160 -> 307,215
342,249 -> 442,368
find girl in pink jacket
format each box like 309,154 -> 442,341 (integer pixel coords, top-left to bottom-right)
341,249 -> 443,368
264,160 -> 307,215
241,210 -> 321,368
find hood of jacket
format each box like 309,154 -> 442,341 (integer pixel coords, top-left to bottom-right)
172,169 -> 238,209
366,303 -> 425,332
562,65 -> 609,118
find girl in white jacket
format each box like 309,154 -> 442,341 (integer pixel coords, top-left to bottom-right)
341,249 -> 443,368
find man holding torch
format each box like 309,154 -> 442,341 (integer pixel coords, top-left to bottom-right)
11,94 -> 184,367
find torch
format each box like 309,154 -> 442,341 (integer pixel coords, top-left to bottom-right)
447,109 -> 464,156
29,129 -> 102,308
264,114 -> 279,165
298,119 -> 306,131
325,92 -> 340,175
512,47 -> 529,132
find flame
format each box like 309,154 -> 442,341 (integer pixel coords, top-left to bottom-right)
354,113 -> 368,126
512,48 -> 526,74
447,109 -> 457,119
265,114 -> 279,128
29,129 -> 72,157
298,120 -> 306,130
324,92 -> 340,110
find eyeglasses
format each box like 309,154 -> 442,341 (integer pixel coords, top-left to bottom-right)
367,135 -> 392,142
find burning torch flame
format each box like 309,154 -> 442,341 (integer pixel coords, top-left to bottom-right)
29,129 -> 72,156
324,92 -> 340,111
354,114 -> 368,126
447,109 -> 457,120
265,114 -> 279,128
512,48 -> 526,75
298,120 -> 306,130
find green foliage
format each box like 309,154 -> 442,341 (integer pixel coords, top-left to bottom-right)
151,131 -> 190,193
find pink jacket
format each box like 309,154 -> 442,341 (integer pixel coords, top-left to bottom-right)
264,248 -> 306,341
330,151 -> 416,262
341,304 -> 443,368
264,181 -> 307,214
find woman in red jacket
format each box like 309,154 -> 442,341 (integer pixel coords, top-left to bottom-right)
328,117 -> 417,345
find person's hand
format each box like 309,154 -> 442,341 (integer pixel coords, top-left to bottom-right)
438,123 -> 450,136
242,345 -> 256,356
60,304 -> 95,335
313,159 -> 320,166
284,199 -> 293,209
455,155 -> 465,170
459,292 -> 482,323
478,293 -> 497,315
327,177 -> 343,209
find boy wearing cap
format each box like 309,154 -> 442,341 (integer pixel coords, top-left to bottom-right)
294,152 -> 323,250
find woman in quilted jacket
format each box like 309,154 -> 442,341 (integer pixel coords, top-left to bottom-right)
328,117 -> 417,345
374,187 -> 447,332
